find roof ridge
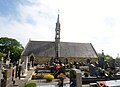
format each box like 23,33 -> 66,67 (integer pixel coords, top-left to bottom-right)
29,40 -> 90,44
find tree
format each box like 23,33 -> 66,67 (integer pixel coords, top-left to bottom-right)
0,52 -> 6,60
0,37 -> 24,62
105,55 -> 113,62
98,53 -> 113,62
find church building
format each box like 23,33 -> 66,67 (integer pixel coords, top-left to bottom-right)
21,14 -> 98,65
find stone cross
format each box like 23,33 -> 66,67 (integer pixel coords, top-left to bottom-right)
6,51 -> 11,68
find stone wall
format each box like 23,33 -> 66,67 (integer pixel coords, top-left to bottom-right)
34,57 -> 50,65
58,57 -> 98,64
34,57 -> 98,64
22,56 -> 98,65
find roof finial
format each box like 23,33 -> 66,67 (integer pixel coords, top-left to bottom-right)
58,9 -> 59,14
57,10 -> 60,23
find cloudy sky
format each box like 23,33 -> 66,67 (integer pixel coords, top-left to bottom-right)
0,0 -> 120,58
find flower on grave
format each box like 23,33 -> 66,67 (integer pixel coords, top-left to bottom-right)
57,73 -> 66,79
56,65 -> 61,70
49,66 -> 54,69
98,81 -> 108,87
43,74 -> 54,81
32,72 -> 36,77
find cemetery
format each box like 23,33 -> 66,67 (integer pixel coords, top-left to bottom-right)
0,43 -> 120,87
1,15 -> 120,87
1,51 -> 120,87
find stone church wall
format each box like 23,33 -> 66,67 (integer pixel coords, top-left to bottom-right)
22,56 -> 98,65
34,57 -> 98,65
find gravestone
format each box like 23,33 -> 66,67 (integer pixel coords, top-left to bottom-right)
18,64 -> 22,79
69,62 -> 73,69
104,61 -> 108,70
98,50 -> 105,69
75,62 -> 79,69
19,59 -> 21,65
12,66 -> 16,81
20,62 -> 24,76
6,51 -> 11,69
64,58 -> 68,65
70,69 -> 82,87
109,59 -> 116,70
49,57 -> 54,66
0,61 -> 3,87
15,61 -> 19,78
98,58 -> 105,69
89,64 -> 98,76
80,66 -> 89,71
2,68 -> 13,87
25,57 -> 28,72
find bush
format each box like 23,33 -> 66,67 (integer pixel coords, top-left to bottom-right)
43,74 -> 54,81
24,83 -> 36,87
57,73 -> 66,79
32,72 -> 36,77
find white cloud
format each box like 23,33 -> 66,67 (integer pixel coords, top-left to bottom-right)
1,0 -> 120,58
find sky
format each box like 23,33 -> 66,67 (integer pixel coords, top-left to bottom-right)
0,0 -> 120,58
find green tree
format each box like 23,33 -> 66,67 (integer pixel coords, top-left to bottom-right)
0,37 -> 24,62
105,55 -> 113,62
116,57 -> 120,63
0,52 -> 6,60
98,53 -> 113,62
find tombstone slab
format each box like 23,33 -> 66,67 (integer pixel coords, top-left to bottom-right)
70,69 -> 82,87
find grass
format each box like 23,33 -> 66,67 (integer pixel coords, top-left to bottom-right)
24,83 -> 36,87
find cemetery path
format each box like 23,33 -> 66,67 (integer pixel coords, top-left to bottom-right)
7,68 -> 34,87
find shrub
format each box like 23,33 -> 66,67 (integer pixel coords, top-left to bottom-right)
57,73 -> 66,79
43,74 -> 54,81
32,72 -> 36,77
24,83 -> 36,87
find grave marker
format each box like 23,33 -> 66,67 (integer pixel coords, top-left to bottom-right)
70,69 -> 82,87
89,64 -> 98,76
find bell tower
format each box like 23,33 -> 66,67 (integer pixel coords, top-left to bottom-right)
55,14 -> 61,62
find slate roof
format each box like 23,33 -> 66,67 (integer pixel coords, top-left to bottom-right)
22,40 -> 98,58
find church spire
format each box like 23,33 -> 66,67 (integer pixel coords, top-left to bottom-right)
57,14 -> 59,24
55,14 -> 60,41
